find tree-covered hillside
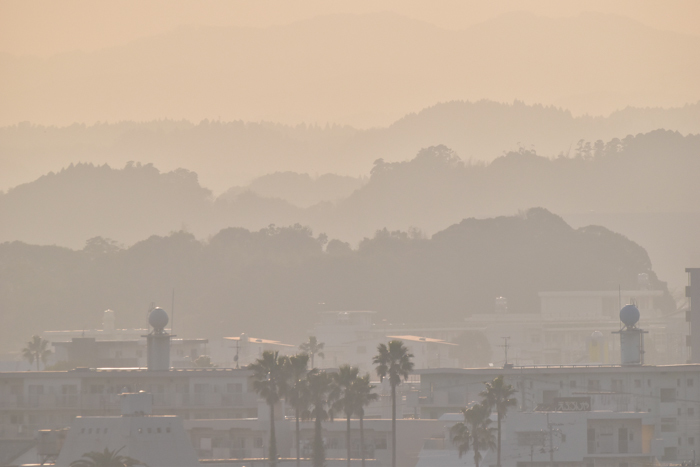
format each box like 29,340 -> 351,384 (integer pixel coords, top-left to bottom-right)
0,209 -> 674,354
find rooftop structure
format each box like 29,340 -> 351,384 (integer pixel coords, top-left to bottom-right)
54,392 -> 200,467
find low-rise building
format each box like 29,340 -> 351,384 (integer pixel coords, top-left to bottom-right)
413,363 -> 700,464
0,368 -> 258,440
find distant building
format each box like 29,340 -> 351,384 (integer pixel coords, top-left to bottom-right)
54,392 -> 200,467
413,363 -> 700,464
0,368 -> 259,440
41,309 -> 209,369
222,334 -> 296,368
313,311 -> 460,372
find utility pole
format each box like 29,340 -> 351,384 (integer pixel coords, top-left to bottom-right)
545,413 -> 563,467
501,336 -> 511,368
548,413 -> 554,467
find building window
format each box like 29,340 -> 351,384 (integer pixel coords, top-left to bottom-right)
634,379 -> 641,388
688,379 -> 694,387
678,437 -> 682,446
588,380 -> 600,391
688,408 -> 695,416
570,381 -> 577,388
255,437 -> 263,448
663,447 -> 678,461
677,379 -> 681,387
689,437 -> 695,446
611,380 -> 624,392
660,388 -> 676,402
661,418 -> 677,432
375,437 -> 388,450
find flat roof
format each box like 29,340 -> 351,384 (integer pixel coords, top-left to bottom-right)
415,363 -> 700,376
319,310 -> 377,314
224,337 -> 294,347
538,290 -> 663,297
386,335 -> 457,345
0,367 -> 253,378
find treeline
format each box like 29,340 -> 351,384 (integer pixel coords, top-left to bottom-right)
0,208 -> 674,354
1,100 -> 699,195
1,130 -> 698,250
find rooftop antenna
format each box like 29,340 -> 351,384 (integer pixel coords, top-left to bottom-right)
500,336 -> 512,368
170,288 -> 175,334
618,285 -> 622,330
234,339 -> 240,369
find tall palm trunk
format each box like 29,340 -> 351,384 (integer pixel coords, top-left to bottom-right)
269,403 -> 277,467
391,383 -> 396,467
295,408 -> 301,467
473,436 -> 480,467
346,414 -> 351,467
313,414 -> 324,467
497,412 -> 502,467
360,413 -> 365,467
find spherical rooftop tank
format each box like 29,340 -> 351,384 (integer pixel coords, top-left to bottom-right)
149,307 -> 169,332
620,304 -> 640,327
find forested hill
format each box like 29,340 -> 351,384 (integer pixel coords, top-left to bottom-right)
1,100 -> 698,194
1,129 -> 698,250
0,209 -> 674,354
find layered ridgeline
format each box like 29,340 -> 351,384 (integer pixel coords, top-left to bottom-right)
1,130 -> 699,289
1,100 -> 699,194
0,209 -> 674,355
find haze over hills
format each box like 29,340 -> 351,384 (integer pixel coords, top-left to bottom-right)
0,209 -> 674,355
1,130 -> 698,289
2,100 -> 699,194
2,11 -> 699,130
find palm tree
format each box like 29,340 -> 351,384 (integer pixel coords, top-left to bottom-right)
450,403 -> 496,467
248,351 -> 289,467
284,353 -> 311,467
331,364 -> 360,467
480,375 -> 517,467
299,336 -> 325,368
70,446 -> 146,466
307,370 -> 335,467
373,340 -> 414,467
22,335 -> 51,371
352,373 -> 378,467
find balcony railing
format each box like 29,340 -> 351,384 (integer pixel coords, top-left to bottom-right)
0,392 -> 258,410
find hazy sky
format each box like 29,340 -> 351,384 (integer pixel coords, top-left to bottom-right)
1,0 -> 698,57
1,1 -> 699,128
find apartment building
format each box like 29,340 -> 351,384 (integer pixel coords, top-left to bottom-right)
0,368 -> 258,440
414,363 -> 700,463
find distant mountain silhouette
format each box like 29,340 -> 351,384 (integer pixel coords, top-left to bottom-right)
2,129 -> 698,289
220,172 -> 365,208
1,11 -> 698,127
0,162 -> 214,247
1,100 -> 699,194
0,209 -> 674,356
